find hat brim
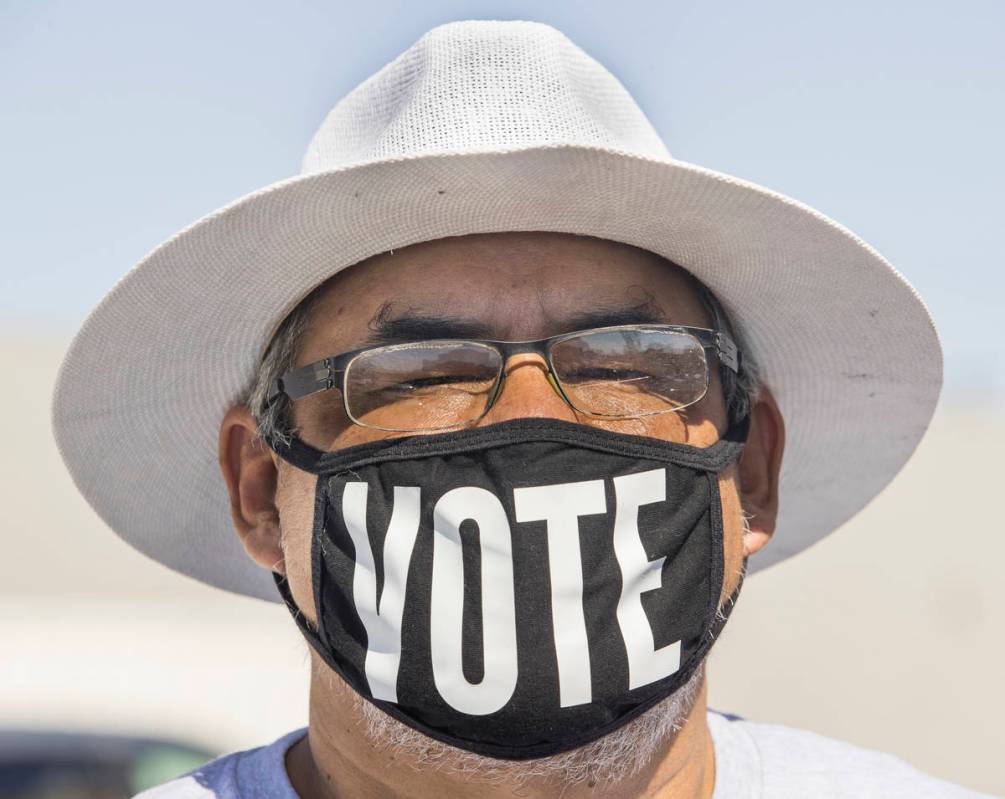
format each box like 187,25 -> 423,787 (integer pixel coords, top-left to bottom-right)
52,146 -> 941,602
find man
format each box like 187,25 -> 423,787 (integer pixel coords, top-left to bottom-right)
52,20 -> 993,799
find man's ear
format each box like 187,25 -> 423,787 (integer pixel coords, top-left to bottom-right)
736,388 -> 785,558
218,405 -> 285,574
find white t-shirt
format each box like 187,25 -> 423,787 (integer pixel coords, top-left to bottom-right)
136,712 -> 998,798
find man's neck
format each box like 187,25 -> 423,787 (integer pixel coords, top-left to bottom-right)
286,670 -> 717,799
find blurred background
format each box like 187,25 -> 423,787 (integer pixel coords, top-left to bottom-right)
2,0 -> 1002,796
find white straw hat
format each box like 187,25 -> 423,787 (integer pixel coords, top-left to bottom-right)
52,20 -> 941,602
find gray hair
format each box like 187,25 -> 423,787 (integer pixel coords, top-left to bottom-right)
246,266 -> 761,445
246,293 -> 318,447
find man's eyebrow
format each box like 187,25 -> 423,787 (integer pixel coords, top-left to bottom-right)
559,303 -> 670,332
361,299 -> 671,346
363,314 -> 494,346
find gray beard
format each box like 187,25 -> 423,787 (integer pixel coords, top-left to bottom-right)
314,656 -> 707,789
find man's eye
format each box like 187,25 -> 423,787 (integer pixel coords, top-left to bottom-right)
391,375 -> 478,390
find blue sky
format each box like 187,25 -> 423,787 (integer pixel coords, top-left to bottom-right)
2,0 -> 1002,399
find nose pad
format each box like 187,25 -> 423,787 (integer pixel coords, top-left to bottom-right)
478,353 -> 579,425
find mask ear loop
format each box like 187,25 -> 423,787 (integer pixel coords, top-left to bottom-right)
267,430 -> 329,474
274,568 -> 328,649
709,563 -> 746,640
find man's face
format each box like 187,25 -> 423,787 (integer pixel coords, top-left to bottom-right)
258,231 -> 775,629
220,231 -> 783,780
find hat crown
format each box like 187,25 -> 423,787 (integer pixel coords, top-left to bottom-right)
300,20 -> 671,174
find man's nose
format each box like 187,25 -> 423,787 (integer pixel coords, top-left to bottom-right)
477,353 -> 579,425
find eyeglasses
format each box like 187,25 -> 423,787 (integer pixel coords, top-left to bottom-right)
267,324 -> 740,434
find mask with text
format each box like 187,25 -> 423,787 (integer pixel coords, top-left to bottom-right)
270,416 -> 747,760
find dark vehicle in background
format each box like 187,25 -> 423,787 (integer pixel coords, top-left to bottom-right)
0,730 -> 214,799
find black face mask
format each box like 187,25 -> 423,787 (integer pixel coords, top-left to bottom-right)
269,416 -> 747,760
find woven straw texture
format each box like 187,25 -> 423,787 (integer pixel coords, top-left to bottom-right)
52,21 -> 941,602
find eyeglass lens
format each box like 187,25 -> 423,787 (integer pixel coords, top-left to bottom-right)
550,328 -> 708,418
342,329 -> 709,433
345,342 -> 503,431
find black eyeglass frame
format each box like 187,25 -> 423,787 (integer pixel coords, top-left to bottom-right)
267,324 -> 740,431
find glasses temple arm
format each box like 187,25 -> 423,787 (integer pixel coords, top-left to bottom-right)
268,358 -> 344,404
714,332 -> 740,373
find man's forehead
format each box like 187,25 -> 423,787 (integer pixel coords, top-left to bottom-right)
295,233 -> 712,357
